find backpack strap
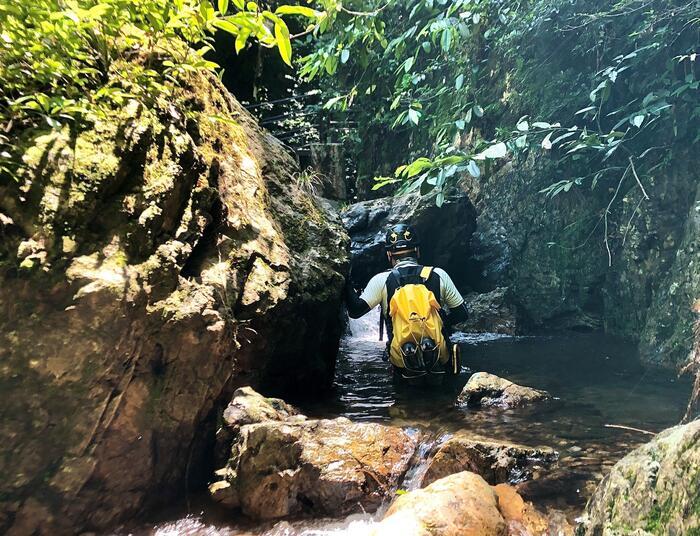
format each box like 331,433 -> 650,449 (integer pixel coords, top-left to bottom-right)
420,266 -> 433,281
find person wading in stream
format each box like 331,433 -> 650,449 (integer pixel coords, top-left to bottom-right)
346,223 -> 468,380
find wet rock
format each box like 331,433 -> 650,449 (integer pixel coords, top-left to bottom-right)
0,68 -> 348,533
211,417 -> 418,519
371,471 -> 507,536
214,386 -> 301,469
580,419 -> 700,535
421,433 -> 558,487
455,287 -> 522,335
457,372 -> 551,408
342,192 -> 477,288
222,386 -> 299,430
371,471 -> 571,536
494,483 -> 573,536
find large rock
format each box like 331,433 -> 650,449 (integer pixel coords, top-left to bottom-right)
371,471 -> 507,536
342,192 -> 477,288
457,372 -> 551,408
421,433 -> 558,487
455,287 -> 522,335
463,150 -> 700,366
211,416 -> 417,519
370,471 -> 570,536
580,419 -> 700,535
0,70 -> 348,534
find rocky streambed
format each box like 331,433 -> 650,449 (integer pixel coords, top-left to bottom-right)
114,322 -> 696,535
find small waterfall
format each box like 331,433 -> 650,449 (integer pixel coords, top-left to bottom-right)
399,433 -> 447,491
346,307 -> 381,341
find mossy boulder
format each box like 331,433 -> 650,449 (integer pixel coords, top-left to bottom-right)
580,419 -> 700,535
0,70 -> 348,534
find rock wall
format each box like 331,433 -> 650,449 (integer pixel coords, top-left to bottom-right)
0,71 -> 347,534
342,192 -> 478,289
462,152 -> 699,365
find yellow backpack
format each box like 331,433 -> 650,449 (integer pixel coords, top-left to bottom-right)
387,266 -> 450,372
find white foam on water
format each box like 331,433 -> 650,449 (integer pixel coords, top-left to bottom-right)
346,307 -> 381,341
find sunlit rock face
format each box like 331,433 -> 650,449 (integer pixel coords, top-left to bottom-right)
213,417 -> 418,519
369,471 -> 572,536
581,419 -> 700,535
210,387 -> 418,520
0,70 -> 348,534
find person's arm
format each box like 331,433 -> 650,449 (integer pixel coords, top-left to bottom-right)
435,268 -> 469,328
346,282 -> 371,318
345,272 -> 386,319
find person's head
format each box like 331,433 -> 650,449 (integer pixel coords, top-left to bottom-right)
384,223 -> 420,265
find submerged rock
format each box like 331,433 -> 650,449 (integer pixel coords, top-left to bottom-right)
421,433 -> 558,487
371,471 -> 571,536
457,372 -> 551,408
0,69 -> 348,533
580,419 -> 700,535
211,415 -> 418,519
493,483 -> 573,536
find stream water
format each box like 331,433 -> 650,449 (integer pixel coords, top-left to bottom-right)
119,310 -> 691,535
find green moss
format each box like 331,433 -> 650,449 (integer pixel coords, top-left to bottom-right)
644,498 -> 674,534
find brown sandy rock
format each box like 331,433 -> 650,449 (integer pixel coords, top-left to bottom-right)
371,471 -> 508,536
422,433 -> 558,487
211,417 -> 418,519
457,372 -> 551,408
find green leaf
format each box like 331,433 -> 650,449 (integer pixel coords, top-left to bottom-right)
408,108 -> 421,125
325,55 -> 338,75
631,114 -> 645,128
531,121 -> 551,129
473,104 -> 484,117
455,74 -> 464,90
436,191 -> 445,207
575,106 -> 596,115
455,119 -> 465,130
477,142 -> 507,159
235,30 -> 249,53
212,19 -> 241,35
340,49 -> 350,64
541,132 -> 553,150
467,160 -> 480,178
275,20 -> 292,66
440,29 -> 452,52
218,0 -> 229,14
274,5 -> 319,18
515,134 -> 528,148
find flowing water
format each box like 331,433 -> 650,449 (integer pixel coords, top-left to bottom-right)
119,310 -> 692,535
